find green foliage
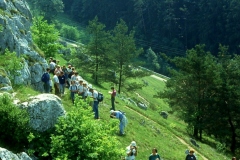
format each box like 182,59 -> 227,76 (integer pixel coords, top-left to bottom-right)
27,0 -> 64,21
0,93 -> 30,150
31,16 -> 63,58
51,99 -> 124,159
0,49 -> 24,84
216,142 -> 226,153
28,98 -> 124,159
60,25 -> 80,41
27,129 -> 53,158
145,47 -> 160,71
86,16 -> 111,84
0,24 -> 3,32
125,81 -> 144,92
111,19 -> 143,93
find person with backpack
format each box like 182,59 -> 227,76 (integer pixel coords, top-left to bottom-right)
149,148 -> 161,160
110,110 -> 128,136
41,68 -> 51,93
89,88 -> 99,119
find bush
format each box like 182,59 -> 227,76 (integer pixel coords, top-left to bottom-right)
60,25 -> 80,41
0,93 -> 30,150
28,98 -> 124,159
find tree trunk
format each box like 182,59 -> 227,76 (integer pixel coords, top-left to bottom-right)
118,63 -> 123,94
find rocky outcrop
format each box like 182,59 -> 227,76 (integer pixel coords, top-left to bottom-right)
0,0 -> 48,91
0,68 -> 13,92
0,147 -> 32,160
19,94 -> 66,132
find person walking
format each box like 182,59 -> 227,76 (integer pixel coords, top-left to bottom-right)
149,148 -> 161,160
108,87 -> 116,110
110,110 -> 128,136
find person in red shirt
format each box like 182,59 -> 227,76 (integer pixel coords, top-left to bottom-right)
109,87 -> 116,110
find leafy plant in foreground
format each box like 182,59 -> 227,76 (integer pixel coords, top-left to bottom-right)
50,98 -> 124,160
0,93 -> 30,150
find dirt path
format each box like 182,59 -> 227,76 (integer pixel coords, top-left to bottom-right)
150,75 -> 167,81
123,106 -> 208,160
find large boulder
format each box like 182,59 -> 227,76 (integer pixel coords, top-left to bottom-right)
0,147 -> 32,160
20,94 -> 66,132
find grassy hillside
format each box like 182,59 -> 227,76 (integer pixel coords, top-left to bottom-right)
52,52 -> 228,159
50,14 -> 231,158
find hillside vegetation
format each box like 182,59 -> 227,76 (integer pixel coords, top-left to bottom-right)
51,53 -> 230,160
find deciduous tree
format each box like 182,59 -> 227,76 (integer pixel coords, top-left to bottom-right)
31,16 -> 62,58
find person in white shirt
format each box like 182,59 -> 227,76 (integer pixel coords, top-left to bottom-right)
49,60 -> 56,74
125,141 -> 138,160
89,88 -> 99,119
53,73 -> 60,96
83,82 -> 88,99
78,80 -> 84,98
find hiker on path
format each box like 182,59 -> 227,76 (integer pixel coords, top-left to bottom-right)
110,110 -> 127,136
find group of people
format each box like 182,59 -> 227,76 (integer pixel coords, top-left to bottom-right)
123,141 -> 161,160
42,59 -> 204,160
42,58 -> 104,119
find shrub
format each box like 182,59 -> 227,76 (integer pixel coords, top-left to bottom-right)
60,25 -> 80,41
0,93 -> 30,150
51,98 -> 124,159
28,98 -> 124,159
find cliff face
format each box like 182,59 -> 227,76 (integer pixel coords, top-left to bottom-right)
0,0 -> 48,91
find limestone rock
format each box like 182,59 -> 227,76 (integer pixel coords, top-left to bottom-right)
20,94 -> 66,132
0,68 -> 12,92
0,147 -> 32,160
0,0 -> 48,91
138,102 -> 147,110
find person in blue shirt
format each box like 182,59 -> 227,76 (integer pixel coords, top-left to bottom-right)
42,68 -> 51,93
110,110 -> 127,135
149,148 -> 161,160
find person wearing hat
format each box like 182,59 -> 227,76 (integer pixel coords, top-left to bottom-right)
54,65 -> 62,75
185,149 -> 196,160
125,141 -> 138,160
149,148 -> 161,160
110,110 -> 128,135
